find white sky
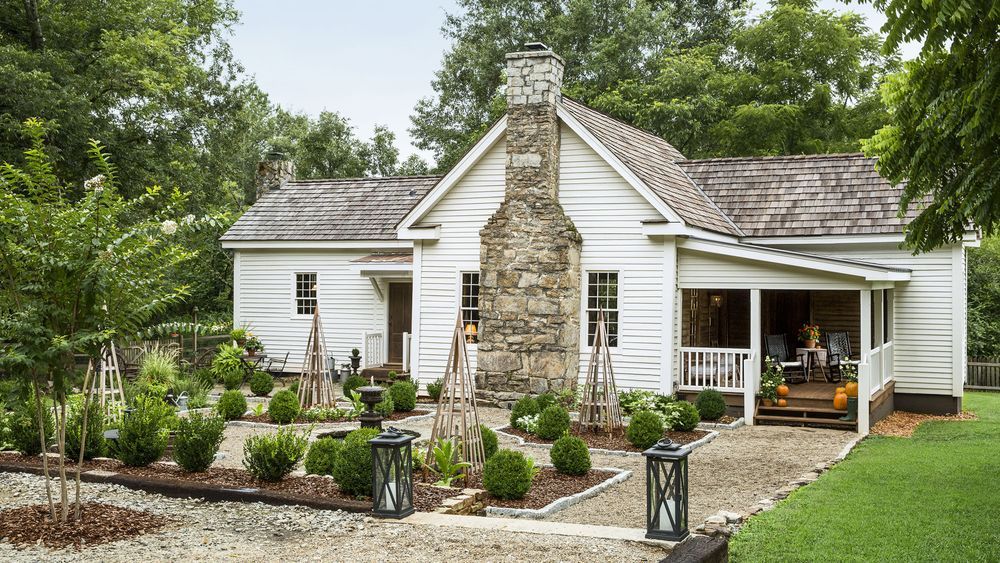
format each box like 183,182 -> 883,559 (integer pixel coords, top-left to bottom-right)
228,0 -> 921,165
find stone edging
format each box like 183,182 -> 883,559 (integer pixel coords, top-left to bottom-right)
493,427 -> 719,458
484,465 -> 632,519
697,417 -> 745,430
224,410 -> 435,430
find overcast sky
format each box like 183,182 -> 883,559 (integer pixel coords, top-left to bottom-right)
229,0 -> 920,165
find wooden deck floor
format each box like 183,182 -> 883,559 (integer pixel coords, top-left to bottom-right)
787,381 -> 841,400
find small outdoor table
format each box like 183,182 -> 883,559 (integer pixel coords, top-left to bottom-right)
795,347 -> 828,382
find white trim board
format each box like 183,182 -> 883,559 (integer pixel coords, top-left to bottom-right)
221,240 -> 412,250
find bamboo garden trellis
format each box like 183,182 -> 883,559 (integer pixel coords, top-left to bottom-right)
89,342 -> 126,417
424,313 -> 486,477
297,306 -> 336,409
578,309 -> 624,434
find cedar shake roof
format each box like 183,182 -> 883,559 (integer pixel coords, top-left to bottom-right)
561,97 -> 744,236
678,154 -> 914,237
221,176 -> 440,241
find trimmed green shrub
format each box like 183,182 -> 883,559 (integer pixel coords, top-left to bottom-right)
375,393 -> 394,417
249,371 -> 274,397
9,398 -> 53,456
536,405 -> 571,440
695,389 -> 727,421
482,449 -> 535,500
115,395 -> 173,466
222,370 -> 243,391
626,410 -> 664,450
333,428 -> 380,496
65,397 -> 106,460
535,392 -> 557,412
343,375 -> 366,397
672,401 -> 701,432
173,413 -> 225,472
268,390 -> 301,424
304,437 -> 343,476
426,378 -> 443,401
289,380 -> 300,395
242,426 -> 309,481
388,381 -> 417,412
216,389 -> 247,421
480,424 -> 498,459
510,395 -> 539,428
550,435 -> 591,475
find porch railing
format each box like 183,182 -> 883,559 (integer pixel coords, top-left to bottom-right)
402,332 -> 412,372
362,330 -> 384,369
678,347 -> 752,392
868,340 -> 895,395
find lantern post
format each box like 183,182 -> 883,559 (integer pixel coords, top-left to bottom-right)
369,427 -> 415,519
643,439 -> 690,542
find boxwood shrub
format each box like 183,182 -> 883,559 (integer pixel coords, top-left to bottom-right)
536,405 -> 571,440
333,428 -> 380,496
535,392 -> 557,412
550,435 -> 591,475
375,393 -> 394,417
304,437 -> 343,476
695,389 -> 727,421
216,389 -> 247,421
343,375 -> 366,397
65,397 -> 106,460
479,424 -> 498,459
268,390 -> 301,424
249,371 -> 274,397
242,426 -> 309,481
173,413 -> 225,472
626,410 -> 664,450
426,378 -> 443,401
671,401 -> 701,432
482,449 -> 535,500
9,398 -> 53,456
388,381 -> 417,412
115,395 -> 173,466
510,395 -> 539,428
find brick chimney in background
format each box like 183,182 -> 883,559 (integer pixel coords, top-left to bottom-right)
255,151 -> 295,201
476,44 -> 583,406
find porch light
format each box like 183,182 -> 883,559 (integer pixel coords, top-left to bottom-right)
710,294 -> 723,307
465,322 -> 478,343
369,427 -> 415,519
644,439 -> 690,542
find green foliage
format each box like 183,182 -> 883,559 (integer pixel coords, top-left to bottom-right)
304,437 -> 343,476
343,375 -> 366,397
268,390 -> 301,424
346,391 -> 364,420
430,438 -> 471,487
333,428 -> 380,496
968,236 -> 1000,356
65,397 -> 106,460
138,346 -> 180,387
863,0 -> 998,252
669,401 -> 702,432
695,389 -> 727,421
479,424 -> 498,459
375,393 -> 394,417
536,405 -> 571,440
626,411 -> 664,450
114,395 -> 173,467
550,435 -> 591,475
171,371 -> 213,409
215,390 -> 247,421
388,381 -> 417,412
9,398 -> 53,456
482,449 -> 536,500
173,413 -> 225,472
510,396 -> 539,428
249,371 -> 274,397
212,344 -> 246,390
619,389 -> 662,416
426,378 -> 444,401
242,426 -> 309,481
535,392 -> 557,413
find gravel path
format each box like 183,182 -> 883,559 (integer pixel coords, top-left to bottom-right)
0,473 -> 668,562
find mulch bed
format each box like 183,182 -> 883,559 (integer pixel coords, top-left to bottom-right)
871,410 -> 977,437
499,423 -> 710,452
0,502 -> 170,549
238,409 -> 430,425
415,467 -> 617,511
707,415 -> 738,425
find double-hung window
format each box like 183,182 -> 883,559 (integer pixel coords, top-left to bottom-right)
294,272 -> 318,316
587,271 -> 619,347
461,272 -> 480,343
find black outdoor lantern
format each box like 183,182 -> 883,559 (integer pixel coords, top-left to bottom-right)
368,427 -> 415,519
643,439 -> 690,542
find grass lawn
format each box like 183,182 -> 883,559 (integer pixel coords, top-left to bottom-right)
730,392 -> 1000,562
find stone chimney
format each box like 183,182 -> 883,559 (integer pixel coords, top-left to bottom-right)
255,151 -> 295,201
476,44 -> 583,405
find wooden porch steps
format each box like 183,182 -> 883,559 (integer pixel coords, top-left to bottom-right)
754,402 -> 857,430
359,363 -> 407,382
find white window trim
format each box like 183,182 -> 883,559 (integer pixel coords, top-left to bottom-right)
291,272 -> 318,319
583,270 -> 621,349
458,270 -> 480,346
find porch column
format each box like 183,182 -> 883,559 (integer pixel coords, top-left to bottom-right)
660,239 -> 677,394
873,290 -> 884,391
858,290 -> 872,435
745,289 -> 761,425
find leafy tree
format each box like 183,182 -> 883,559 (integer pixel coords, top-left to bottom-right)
862,0 -> 998,252
410,0 -> 748,170
967,236 -> 1000,357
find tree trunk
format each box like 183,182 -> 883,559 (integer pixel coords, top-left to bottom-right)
32,378 -> 55,520
23,0 -> 43,51
75,362 -> 94,521
57,394 -> 68,523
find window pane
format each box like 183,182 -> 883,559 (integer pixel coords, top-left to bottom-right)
586,272 -> 618,347
461,272 -> 480,343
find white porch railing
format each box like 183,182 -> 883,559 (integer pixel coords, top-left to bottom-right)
402,332 -> 412,372
679,347 -> 752,392
867,340 -> 895,396
362,330 -> 385,369
742,354 -> 760,424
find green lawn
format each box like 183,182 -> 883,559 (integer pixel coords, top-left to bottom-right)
730,392 -> 1000,562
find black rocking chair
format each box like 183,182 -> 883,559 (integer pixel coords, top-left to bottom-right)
764,334 -> 808,383
825,331 -> 859,383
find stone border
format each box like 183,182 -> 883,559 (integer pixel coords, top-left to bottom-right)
494,427 -> 719,458
223,410 -> 435,430
697,417 -> 744,431
484,465 -> 632,519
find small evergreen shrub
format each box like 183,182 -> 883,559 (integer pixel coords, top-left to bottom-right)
550,435 -> 591,475
535,405 -> 571,440
268,390 -> 301,424
333,428 -> 380,496
65,397 -> 105,460
343,375 -> 366,397
242,426 -> 309,481
510,395 -> 539,428
9,398 -> 53,456
223,370 -> 243,391
249,371 -> 274,397
388,381 -> 417,412
671,401 -> 701,432
479,424 -> 498,459
115,395 -> 173,467
426,378 -> 443,401
173,413 -> 225,472
216,389 -> 247,421
482,449 -> 535,500
626,410 -> 664,450
289,380 -> 300,395
535,392 -> 557,412
375,393 -> 394,417
304,437 -> 343,475
695,389 -> 727,421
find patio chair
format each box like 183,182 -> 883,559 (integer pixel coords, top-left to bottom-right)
764,334 -> 808,383
825,331 -> 859,383
265,352 -> 289,378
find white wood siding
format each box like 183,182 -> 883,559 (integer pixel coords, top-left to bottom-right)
677,251 -> 868,290
235,250 -> 391,371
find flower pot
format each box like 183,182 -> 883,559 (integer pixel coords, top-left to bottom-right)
236,339 -> 247,348
804,339 -> 817,348
776,384 -> 790,397
762,398 -> 774,407
777,398 -> 787,407
845,381 -> 858,398
247,349 -> 256,357
833,387 -> 848,410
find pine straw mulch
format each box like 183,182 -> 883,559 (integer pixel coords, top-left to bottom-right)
416,467 -> 618,511
870,410 -> 978,437
0,502 -> 170,550
499,423 -> 710,453
238,409 -> 430,425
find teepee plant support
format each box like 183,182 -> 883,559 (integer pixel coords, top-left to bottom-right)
579,309 -> 624,434
297,305 -> 336,409
90,341 -> 126,417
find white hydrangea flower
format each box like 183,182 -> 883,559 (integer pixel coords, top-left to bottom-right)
84,174 -> 106,193
182,213 -> 196,225
160,220 -> 178,235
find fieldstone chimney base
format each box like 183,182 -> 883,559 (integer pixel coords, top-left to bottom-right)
255,156 -> 295,201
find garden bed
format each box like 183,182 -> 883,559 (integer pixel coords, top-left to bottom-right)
236,409 -> 431,425
497,424 -> 712,453
0,502 -> 171,549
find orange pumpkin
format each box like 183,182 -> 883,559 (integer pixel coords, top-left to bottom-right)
845,381 -> 859,398
777,398 -> 788,407
833,387 -> 848,410
776,384 -> 790,397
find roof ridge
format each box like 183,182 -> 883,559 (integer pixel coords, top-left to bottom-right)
681,153 -> 868,165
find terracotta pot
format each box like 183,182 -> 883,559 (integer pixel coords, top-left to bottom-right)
845,381 -> 859,398
762,398 -> 774,407
776,384 -> 790,397
804,339 -> 817,348
247,349 -> 256,357
834,387 -> 848,410
777,398 -> 788,407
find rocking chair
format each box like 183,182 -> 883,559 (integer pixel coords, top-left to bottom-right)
764,334 -> 808,383
825,331 -> 859,383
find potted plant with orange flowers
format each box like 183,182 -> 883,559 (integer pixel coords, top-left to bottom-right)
798,324 -> 821,348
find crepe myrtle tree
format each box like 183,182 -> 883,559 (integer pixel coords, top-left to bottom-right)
0,118 -> 214,524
